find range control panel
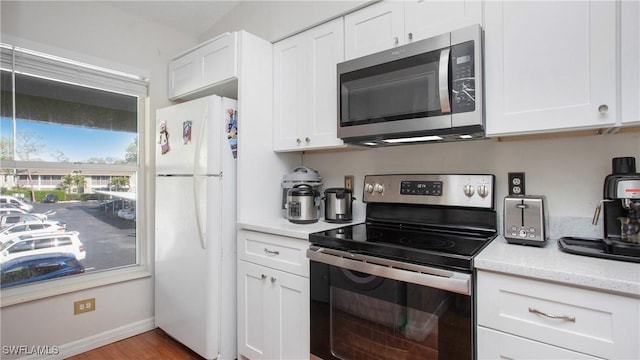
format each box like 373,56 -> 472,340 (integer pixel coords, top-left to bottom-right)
363,174 -> 495,209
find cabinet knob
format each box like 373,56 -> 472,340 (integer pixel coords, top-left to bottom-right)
408,32 -> 413,42
598,104 -> 609,114
305,137 -> 311,143
271,277 -> 276,283
393,37 -> 399,45
296,138 -> 301,144
261,274 -> 267,280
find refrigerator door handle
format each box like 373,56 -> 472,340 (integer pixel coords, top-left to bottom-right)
193,107 -> 209,249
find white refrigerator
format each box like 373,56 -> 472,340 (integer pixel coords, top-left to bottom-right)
154,95 -> 238,360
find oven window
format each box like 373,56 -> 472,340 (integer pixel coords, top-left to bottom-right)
340,50 -> 444,126
311,262 -> 472,360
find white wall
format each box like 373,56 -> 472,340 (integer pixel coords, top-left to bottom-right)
0,1 -> 198,357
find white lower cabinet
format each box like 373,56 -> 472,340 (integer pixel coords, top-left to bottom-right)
477,327 -> 599,360
237,230 -> 309,360
477,270 -> 640,359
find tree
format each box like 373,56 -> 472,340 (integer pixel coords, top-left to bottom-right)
109,176 -> 130,191
72,173 -> 87,194
125,137 -> 137,164
60,174 -> 74,194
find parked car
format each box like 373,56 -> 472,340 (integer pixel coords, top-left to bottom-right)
42,194 -> 58,203
0,208 -> 52,219
0,231 -> 85,264
117,208 -> 136,221
0,195 -> 34,212
0,213 -> 51,229
0,253 -> 85,289
0,220 -> 67,243
99,199 -> 130,211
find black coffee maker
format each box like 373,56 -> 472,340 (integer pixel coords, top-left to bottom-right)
559,157 -> 640,262
597,157 -> 640,243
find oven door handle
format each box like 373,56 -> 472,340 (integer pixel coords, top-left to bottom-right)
307,246 -> 471,296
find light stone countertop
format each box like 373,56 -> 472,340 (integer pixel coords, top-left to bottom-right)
238,203 -> 366,240
475,236 -> 640,297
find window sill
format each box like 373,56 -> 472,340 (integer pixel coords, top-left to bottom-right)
0,265 -> 152,307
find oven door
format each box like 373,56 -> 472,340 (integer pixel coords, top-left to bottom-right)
308,246 -> 474,360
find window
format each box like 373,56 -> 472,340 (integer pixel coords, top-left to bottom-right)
0,43 -> 148,301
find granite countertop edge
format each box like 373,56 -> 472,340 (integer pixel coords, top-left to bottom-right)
475,236 -> 640,298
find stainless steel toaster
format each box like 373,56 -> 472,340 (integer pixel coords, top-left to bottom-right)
504,195 -> 548,246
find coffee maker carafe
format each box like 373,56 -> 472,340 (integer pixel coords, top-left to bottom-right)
594,157 -> 640,243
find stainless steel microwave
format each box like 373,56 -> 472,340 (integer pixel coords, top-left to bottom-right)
337,24 -> 484,146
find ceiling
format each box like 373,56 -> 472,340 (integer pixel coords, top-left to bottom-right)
102,1 -> 242,38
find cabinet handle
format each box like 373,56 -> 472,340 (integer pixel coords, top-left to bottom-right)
261,274 -> 267,280
528,307 -> 576,322
264,248 -> 280,256
393,36 -> 399,45
598,104 -> 609,114
408,32 -> 413,41
305,137 -> 310,143
271,277 -> 277,283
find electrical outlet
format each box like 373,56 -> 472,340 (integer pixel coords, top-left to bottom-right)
74,298 -> 96,315
344,175 -> 354,191
508,172 -> 526,196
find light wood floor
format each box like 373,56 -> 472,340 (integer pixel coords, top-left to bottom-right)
67,328 -> 205,360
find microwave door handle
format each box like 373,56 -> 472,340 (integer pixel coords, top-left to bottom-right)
439,48 -> 451,114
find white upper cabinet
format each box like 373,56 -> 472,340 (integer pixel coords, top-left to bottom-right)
344,0 -> 482,60
485,1 -> 618,137
621,0 -> 640,126
273,17 -> 345,152
168,32 -> 238,100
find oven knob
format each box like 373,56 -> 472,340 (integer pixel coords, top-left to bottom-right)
374,183 -> 385,194
364,183 -> 374,194
463,184 -> 475,197
477,184 -> 489,198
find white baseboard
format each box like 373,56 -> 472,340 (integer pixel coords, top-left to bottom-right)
18,317 -> 156,360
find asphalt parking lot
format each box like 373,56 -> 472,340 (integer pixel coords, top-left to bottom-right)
32,201 -> 136,272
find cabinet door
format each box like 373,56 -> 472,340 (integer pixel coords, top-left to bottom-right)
197,32 -> 237,91
168,33 -> 237,100
273,35 -> 305,151
621,0 -> 640,126
485,1 -> 617,136
238,260 -> 271,359
306,18 -> 345,150
404,0 -> 482,43
168,51 -> 198,100
344,1 -> 404,60
273,18 -> 345,152
269,267 -> 310,360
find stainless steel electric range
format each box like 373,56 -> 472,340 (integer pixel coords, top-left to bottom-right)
308,174 -> 497,360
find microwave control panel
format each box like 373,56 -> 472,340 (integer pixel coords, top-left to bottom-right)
451,41 -> 475,114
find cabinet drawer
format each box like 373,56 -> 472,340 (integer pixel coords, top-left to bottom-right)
477,326 -> 598,359
238,230 -> 309,277
477,270 -> 639,359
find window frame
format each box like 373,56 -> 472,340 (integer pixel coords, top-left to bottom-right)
0,43 -> 150,306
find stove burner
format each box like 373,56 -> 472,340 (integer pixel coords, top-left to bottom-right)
396,236 -> 455,249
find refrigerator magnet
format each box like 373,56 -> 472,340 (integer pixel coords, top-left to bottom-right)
159,121 -> 170,154
225,109 -> 238,159
183,120 -> 192,145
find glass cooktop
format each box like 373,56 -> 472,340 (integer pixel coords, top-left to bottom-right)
309,223 -> 497,272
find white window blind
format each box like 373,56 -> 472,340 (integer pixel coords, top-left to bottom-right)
0,43 -> 148,97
